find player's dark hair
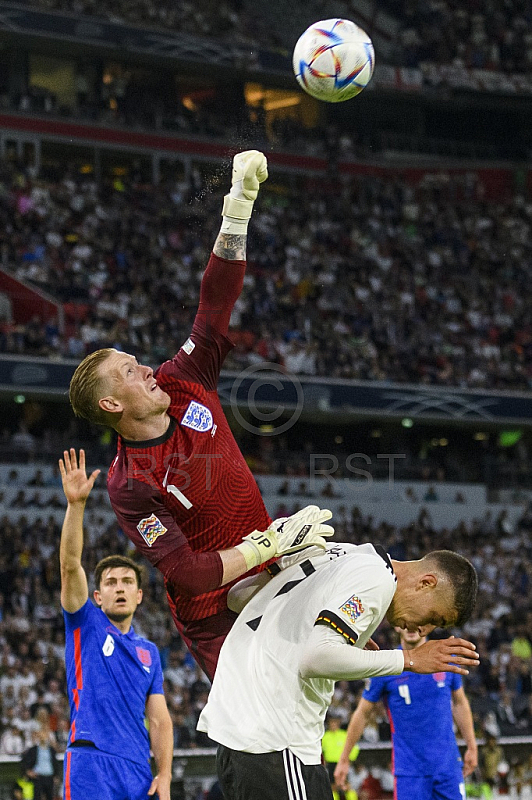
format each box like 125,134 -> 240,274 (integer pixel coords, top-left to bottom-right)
94,555 -> 143,590
424,550 -> 478,626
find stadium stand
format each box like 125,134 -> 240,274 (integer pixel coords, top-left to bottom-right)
1,160 -> 532,391
18,0 -> 532,73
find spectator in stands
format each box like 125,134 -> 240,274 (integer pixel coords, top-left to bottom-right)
10,490 -> 28,509
27,470 -> 45,487
480,732 -> 505,789
423,485 -> 439,502
10,427 -> 36,460
0,723 -> 25,756
20,727 -> 59,800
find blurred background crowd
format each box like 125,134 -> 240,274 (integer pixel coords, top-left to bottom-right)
20,0 -> 532,74
1,161 -> 532,392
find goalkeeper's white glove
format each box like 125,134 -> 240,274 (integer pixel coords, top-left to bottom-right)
236,505 -> 334,570
221,150 -> 268,235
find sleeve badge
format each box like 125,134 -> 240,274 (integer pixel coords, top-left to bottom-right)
339,594 -> 365,624
137,514 -> 167,547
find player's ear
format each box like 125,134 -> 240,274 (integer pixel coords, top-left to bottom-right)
93,589 -> 102,607
419,573 -> 438,590
98,395 -> 123,414
136,588 -> 143,606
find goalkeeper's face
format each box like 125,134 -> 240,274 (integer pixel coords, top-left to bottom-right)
98,351 -> 170,420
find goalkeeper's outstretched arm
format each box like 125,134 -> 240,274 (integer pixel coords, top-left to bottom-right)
193,150 -> 268,339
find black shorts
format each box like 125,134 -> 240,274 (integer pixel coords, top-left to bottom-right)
217,744 -> 333,800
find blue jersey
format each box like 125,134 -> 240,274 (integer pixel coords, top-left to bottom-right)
63,600 -> 164,766
363,659 -> 462,777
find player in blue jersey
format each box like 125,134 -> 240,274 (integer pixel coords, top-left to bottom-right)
59,449 -> 173,800
334,627 -> 478,800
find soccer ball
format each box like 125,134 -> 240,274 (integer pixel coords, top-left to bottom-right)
292,18 -> 375,103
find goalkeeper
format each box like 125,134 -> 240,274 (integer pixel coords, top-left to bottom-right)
68,150 -> 333,679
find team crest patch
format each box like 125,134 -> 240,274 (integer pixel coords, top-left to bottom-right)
181,400 -> 213,432
339,594 -> 364,624
136,647 -> 152,666
432,672 -> 446,687
137,514 -> 167,547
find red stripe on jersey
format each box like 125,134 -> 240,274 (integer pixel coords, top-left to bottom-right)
387,703 -> 396,783
74,627 -> 83,691
65,751 -> 72,800
70,719 -> 76,743
386,704 -> 395,734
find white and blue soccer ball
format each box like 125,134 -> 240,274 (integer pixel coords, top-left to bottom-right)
292,18 -> 375,103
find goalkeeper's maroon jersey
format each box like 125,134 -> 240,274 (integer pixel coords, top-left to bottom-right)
107,254 -> 271,626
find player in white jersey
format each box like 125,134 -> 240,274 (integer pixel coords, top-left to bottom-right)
198,542 -> 479,800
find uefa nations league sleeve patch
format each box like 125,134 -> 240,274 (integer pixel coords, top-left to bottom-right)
137,514 -> 168,546
339,594 -> 365,624
180,400 -> 213,432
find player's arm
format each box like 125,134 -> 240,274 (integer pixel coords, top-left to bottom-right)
173,505 -> 333,591
158,151 -> 268,390
59,449 -> 100,613
452,686 -> 478,777
334,697 -> 376,790
212,149 -> 267,262
112,490 -> 334,596
199,150 -> 267,337
227,571 -> 272,613
146,693 -> 173,800
299,624 -> 404,681
299,559 -> 403,681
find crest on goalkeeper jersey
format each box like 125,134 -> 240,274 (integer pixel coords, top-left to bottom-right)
339,594 -> 364,623
181,400 -> 214,432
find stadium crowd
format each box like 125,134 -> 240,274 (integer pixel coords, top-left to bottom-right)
0,465 -> 531,795
384,0 -> 532,72
22,0 -> 532,73
1,158 -> 532,391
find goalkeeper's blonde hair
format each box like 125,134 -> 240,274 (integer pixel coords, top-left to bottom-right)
69,348 -> 116,425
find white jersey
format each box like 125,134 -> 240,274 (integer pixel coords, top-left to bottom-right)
198,542 -> 397,764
